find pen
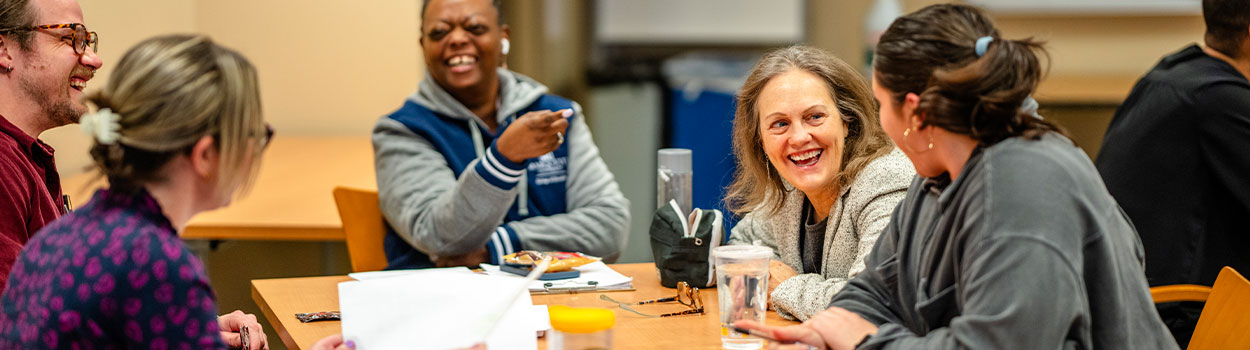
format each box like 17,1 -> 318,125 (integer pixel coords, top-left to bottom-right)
726,325 -> 781,342
62,194 -> 73,214
724,325 -> 820,349
240,325 -> 251,350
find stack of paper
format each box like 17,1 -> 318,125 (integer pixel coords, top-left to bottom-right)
479,261 -> 633,292
338,269 -> 545,349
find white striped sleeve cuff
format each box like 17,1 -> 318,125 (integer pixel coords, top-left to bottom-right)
474,142 -> 527,189
485,225 -> 524,265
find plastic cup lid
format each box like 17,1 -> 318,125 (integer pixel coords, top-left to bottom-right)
548,305 -> 615,333
711,245 -> 773,260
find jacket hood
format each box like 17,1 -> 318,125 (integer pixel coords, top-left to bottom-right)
407,68 -> 549,128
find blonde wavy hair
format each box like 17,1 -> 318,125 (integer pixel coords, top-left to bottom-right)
726,45 -> 893,216
84,34 -> 265,197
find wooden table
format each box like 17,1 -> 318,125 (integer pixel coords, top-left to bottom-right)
252,263 -> 800,349
61,136 -> 376,241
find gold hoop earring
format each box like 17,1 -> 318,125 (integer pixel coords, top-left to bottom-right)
903,127 -> 933,154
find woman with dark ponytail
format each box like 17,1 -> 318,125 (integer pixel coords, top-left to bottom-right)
735,4 -> 1177,349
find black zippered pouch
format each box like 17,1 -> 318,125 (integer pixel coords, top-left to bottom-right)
649,199 -> 723,288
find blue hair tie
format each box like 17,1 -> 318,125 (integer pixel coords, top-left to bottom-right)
975,36 -> 994,57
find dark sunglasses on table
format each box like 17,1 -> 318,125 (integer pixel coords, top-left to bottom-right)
0,23 -> 98,55
600,281 -> 704,318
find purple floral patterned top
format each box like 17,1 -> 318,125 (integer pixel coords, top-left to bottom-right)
0,188 -> 227,349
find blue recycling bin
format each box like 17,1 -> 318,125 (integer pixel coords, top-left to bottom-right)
662,53 -> 759,239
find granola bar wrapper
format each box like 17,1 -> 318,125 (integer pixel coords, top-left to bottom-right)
502,251 -> 600,272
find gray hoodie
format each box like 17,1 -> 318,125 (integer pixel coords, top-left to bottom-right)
832,134 -> 1177,349
372,68 -> 629,265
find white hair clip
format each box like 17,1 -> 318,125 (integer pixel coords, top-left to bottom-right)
80,108 -> 122,145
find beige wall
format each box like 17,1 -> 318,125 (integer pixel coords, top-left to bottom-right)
193,0 -> 422,136
45,0 -> 425,178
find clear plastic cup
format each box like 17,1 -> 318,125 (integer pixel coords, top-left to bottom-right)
712,245 -> 772,349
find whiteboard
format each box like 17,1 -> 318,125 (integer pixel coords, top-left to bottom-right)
594,0 -> 805,44
967,0 -> 1200,15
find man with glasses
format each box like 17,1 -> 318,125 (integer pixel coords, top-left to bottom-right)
0,0 -> 102,292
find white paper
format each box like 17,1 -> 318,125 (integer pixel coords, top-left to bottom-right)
339,271 -> 538,350
479,261 -> 633,292
347,267 -> 475,281
528,305 -> 551,333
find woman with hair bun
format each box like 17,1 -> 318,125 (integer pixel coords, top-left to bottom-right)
736,4 -> 1176,349
0,34 -> 349,350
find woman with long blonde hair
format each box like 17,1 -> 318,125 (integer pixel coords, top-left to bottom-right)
725,45 -> 914,321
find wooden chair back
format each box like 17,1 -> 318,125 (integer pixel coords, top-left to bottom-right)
1150,266 -> 1250,349
332,187 -> 388,273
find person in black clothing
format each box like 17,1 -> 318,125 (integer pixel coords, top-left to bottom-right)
1095,0 -> 1250,346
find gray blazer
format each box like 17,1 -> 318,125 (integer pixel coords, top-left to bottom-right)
729,147 -> 914,320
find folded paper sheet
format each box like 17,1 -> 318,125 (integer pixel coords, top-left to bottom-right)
339,271 -> 539,349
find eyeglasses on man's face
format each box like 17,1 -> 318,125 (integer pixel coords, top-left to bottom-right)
600,281 -> 705,318
0,23 -> 98,55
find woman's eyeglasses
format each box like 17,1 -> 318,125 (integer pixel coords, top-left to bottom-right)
0,23 -> 98,55
261,123 -> 275,150
600,281 -> 704,318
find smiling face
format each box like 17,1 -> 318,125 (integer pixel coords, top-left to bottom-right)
14,0 -> 102,127
757,69 -> 849,198
419,0 -> 505,99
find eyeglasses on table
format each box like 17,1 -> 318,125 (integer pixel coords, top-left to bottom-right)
600,281 -> 704,318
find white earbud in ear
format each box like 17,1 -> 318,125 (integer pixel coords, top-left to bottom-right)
501,38 -> 510,55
